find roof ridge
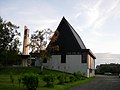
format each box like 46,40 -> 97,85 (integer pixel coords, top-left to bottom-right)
62,17 -> 86,49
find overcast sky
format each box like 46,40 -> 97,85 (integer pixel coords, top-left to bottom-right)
1,0 -> 120,54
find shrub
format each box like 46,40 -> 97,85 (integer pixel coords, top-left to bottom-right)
10,73 -> 14,88
57,73 -> 74,84
69,75 -> 76,82
65,75 -> 70,83
22,73 -> 39,90
57,74 -> 66,84
73,72 -> 86,81
18,76 -> 22,87
43,74 -> 55,88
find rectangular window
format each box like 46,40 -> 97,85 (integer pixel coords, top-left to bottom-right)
61,54 -> 66,63
82,52 -> 87,63
43,58 -> 47,63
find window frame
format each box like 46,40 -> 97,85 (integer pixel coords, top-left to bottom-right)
61,53 -> 66,63
81,52 -> 87,63
43,58 -> 47,63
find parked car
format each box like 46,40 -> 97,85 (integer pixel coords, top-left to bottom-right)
104,72 -> 112,75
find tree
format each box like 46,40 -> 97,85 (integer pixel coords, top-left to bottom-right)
29,29 -> 59,69
47,30 -> 59,52
95,63 -> 120,74
29,29 -> 52,68
0,17 -> 21,66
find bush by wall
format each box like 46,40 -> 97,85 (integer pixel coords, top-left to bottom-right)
42,74 -> 55,88
73,72 -> 86,81
57,74 -> 66,84
22,73 -> 39,90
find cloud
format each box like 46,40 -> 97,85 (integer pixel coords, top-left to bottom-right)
73,0 -> 120,34
95,53 -> 120,65
1,0 -> 120,54
71,0 -> 120,54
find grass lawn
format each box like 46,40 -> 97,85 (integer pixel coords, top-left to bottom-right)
0,67 -> 94,90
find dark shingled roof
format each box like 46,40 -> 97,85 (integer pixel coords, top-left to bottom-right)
47,17 -> 96,59
48,17 -> 86,52
64,17 -> 86,49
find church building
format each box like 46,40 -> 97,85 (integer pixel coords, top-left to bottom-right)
43,17 -> 96,77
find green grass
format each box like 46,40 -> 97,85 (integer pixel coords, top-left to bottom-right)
0,74 -> 24,90
38,77 -> 94,90
0,67 -> 94,90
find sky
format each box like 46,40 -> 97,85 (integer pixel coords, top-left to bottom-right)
1,0 -> 120,54
95,53 -> 120,66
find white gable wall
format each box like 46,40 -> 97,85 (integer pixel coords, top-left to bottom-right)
43,54 -> 88,77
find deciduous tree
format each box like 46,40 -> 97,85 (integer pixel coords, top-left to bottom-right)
29,29 -> 59,69
29,29 -> 52,69
0,17 -> 21,66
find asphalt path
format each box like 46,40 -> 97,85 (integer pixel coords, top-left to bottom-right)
69,75 -> 120,90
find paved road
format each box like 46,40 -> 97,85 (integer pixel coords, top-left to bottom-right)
69,75 -> 120,90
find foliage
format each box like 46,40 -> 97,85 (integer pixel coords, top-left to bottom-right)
1,49 -> 19,66
47,30 -> 60,52
0,67 -> 41,75
73,72 -> 86,81
69,75 -> 76,82
0,67 -> 93,90
57,73 -> 85,84
29,29 -> 52,53
40,50 -> 51,63
22,73 -> 39,90
10,73 -> 14,88
96,63 -> 120,74
0,17 -> 21,66
29,29 -> 53,70
18,76 -> 22,87
42,74 -> 55,87
57,74 -> 65,85
57,73 -> 71,84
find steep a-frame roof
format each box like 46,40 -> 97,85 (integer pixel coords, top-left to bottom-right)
48,17 -> 86,53
64,17 -> 86,49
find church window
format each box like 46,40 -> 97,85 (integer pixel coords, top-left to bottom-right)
43,58 -> 47,63
82,52 -> 87,63
24,29 -> 27,38
61,53 -> 66,63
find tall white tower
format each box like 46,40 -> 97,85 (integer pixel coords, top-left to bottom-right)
22,26 -> 29,66
23,26 -> 29,55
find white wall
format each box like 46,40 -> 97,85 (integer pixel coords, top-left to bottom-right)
43,55 -> 88,76
43,55 -> 61,70
35,57 -> 42,66
36,53 -> 95,77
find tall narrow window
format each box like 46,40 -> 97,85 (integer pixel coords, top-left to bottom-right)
43,58 -> 47,63
61,53 -> 66,63
82,52 -> 87,63
24,29 -> 27,38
